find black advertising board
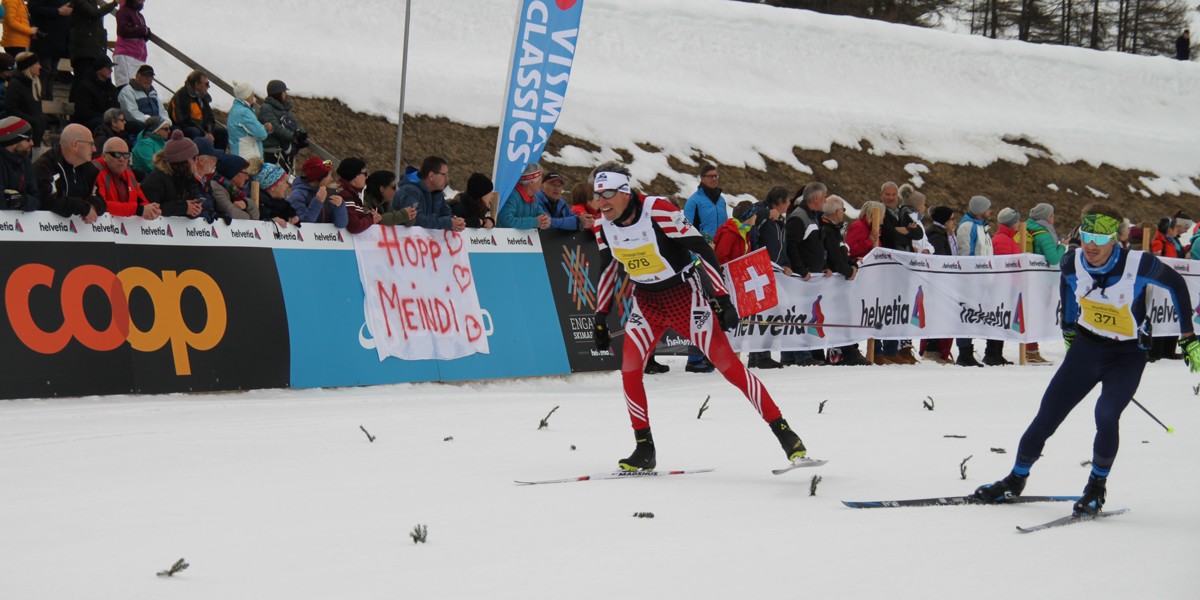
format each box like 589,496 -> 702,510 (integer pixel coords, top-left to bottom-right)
0,240 -> 289,399
538,229 -> 692,373
0,241 -> 136,399
539,229 -> 621,372
113,244 -> 290,394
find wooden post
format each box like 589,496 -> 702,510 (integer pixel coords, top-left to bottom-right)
1141,222 -> 1154,252
865,205 -> 884,364
250,181 -> 260,208
1017,220 -> 1028,366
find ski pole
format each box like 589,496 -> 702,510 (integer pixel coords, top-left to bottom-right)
1131,397 -> 1174,434
739,319 -> 884,330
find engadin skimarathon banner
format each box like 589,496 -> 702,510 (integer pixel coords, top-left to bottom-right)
492,0 -> 583,209
726,248 -> 1064,352
0,211 -> 570,400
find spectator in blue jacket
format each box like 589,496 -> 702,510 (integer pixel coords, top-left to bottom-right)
498,161 -> 549,229
392,155 -> 464,231
289,156 -> 347,227
535,172 -> 592,231
683,163 -> 728,241
227,81 -> 268,159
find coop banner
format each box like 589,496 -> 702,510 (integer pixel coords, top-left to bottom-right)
354,226 -> 489,361
728,248 -> 1062,352
493,0 -> 584,209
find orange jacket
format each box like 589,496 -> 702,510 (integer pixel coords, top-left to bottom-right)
1,0 -> 35,49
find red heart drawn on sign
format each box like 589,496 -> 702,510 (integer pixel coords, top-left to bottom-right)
465,314 -> 483,342
452,265 -> 473,292
444,230 -> 464,256
556,0 -> 578,9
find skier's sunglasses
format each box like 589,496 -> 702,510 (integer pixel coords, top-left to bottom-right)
1080,231 -> 1116,246
594,189 -> 621,200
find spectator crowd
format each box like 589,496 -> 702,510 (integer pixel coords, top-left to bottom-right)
0,1 -> 1188,374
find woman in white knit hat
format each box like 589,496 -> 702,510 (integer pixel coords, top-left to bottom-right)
226,80 -> 269,160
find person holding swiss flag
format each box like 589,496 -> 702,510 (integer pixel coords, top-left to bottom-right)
588,161 -> 812,472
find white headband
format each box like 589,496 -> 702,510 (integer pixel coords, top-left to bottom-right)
593,171 -> 631,194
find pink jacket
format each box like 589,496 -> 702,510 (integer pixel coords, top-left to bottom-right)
114,1 -> 149,61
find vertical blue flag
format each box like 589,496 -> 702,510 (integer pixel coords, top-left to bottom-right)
493,0 -> 584,210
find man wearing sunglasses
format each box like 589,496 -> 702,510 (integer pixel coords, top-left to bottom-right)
94,136 -> 158,219
589,161 -> 811,471
973,204 -> 1199,516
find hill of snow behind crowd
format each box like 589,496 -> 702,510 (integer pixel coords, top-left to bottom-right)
141,0 -> 1200,197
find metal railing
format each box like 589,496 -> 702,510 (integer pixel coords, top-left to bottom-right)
145,32 -> 334,161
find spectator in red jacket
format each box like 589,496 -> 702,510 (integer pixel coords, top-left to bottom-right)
336,157 -> 379,234
569,181 -> 599,219
846,200 -> 883,262
94,135 -> 157,218
713,200 -> 758,264
985,207 -> 1022,366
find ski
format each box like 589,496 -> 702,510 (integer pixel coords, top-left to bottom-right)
1016,508 -> 1130,533
842,495 -> 1080,509
771,457 -> 829,475
514,468 -> 714,485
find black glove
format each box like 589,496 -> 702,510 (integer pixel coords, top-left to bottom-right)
593,312 -> 610,351
712,295 -> 739,332
1063,326 -> 1076,352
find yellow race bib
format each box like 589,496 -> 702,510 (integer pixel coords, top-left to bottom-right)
1079,297 -> 1135,338
613,244 -> 667,277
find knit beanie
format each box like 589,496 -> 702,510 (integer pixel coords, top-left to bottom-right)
929,205 -> 954,226
967,195 -> 991,217
193,136 -> 220,158
162,130 -> 198,163
145,116 -> 171,134
255,163 -> 286,190
467,172 -> 494,199
336,157 -> 367,182
1029,203 -> 1054,222
998,207 -> 1020,227
216,153 -> 249,180
0,116 -> 32,145
15,52 -> 38,72
232,81 -> 255,102
301,157 -> 331,182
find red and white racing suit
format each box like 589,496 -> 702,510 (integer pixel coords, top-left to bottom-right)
594,193 -> 783,430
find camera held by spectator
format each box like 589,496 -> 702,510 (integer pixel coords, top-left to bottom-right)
4,189 -> 25,210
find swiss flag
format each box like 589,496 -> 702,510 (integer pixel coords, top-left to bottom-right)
724,248 -> 778,317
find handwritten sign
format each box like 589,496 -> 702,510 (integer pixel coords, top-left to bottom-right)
354,226 -> 489,360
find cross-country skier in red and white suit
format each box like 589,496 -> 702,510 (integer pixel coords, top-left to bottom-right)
589,164 -> 809,471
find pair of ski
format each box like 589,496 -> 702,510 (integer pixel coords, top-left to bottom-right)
513,457 -> 826,486
843,494 -> 1129,533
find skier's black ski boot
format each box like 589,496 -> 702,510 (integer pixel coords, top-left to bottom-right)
972,471 -> 1027,503
618,428 -> 656,471
769,417 -> 807,461
1073,475 -> 1107,516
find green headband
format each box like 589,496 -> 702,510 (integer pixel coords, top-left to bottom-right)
1080,213 -> 1120,236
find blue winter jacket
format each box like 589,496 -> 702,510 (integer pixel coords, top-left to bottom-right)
227,98 -> 268,158
289,179 -> 348,227
498,188 -> 548,229
684,186 -> 728,237
392,179 -> 453,230
535,189 -> 577,231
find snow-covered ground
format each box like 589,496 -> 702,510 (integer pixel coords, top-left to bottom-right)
140,0 -> 1200,198
4,342 -> 1199,599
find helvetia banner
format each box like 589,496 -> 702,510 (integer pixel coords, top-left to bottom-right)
728,248 -> 1062,352
354,226 -> 490,361
493,0 -> 583,209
